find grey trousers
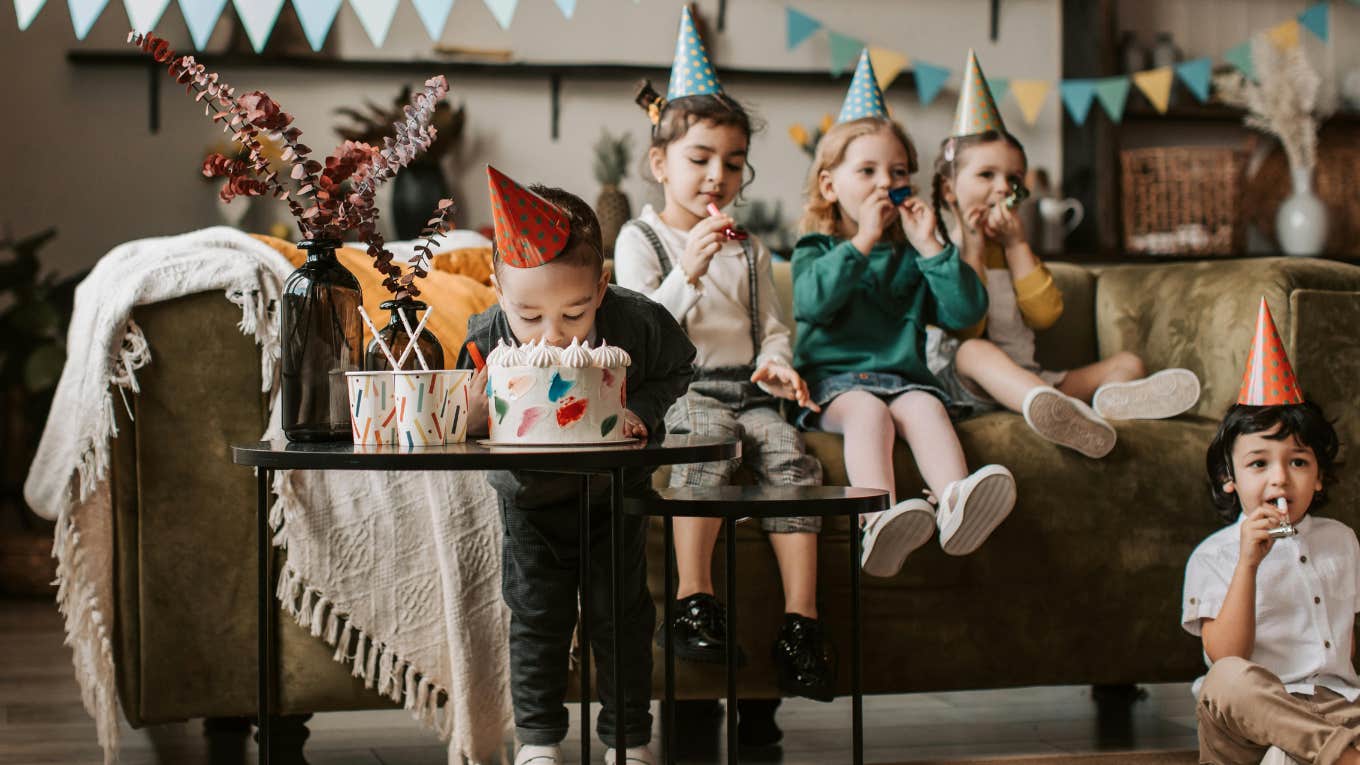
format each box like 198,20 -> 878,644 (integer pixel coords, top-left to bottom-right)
500,490 -> 655,747
665,379 -> 823,533
1197,657 -> 1360,765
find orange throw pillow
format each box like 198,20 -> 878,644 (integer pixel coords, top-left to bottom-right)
254,235 -> 497,364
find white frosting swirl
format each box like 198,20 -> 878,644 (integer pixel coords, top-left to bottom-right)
485,339 -> 514,367
591,342 -> 632,369
560,337 -> 593,368
525,337 -> 561,368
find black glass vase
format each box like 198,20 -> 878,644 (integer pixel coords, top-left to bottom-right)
280,239 -> 363,442
366,299 -> 445,371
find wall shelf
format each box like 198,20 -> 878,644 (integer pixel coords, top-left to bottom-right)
68,50 -> 919,137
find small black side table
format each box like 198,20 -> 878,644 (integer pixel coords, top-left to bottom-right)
232,436 -> 738,765
625,485 -> 889,765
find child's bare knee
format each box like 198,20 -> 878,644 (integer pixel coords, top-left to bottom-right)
893,391 -> 946,418
1115,351 -> 1146,379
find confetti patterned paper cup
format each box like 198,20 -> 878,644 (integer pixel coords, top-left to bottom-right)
345,371 -> 397,446
394,370 -> 471,446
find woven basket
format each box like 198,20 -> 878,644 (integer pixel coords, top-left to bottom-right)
1120,147 -> 1247,256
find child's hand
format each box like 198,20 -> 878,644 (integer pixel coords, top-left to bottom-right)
750,360 -> 820,412
466,366 -> 489,436
851,189 -> 896,256
981,202 -> 1026,248
1238,503 -> 1290,569
681,214 -> 730,285
622,409 -> 649,439
899,198 -> 943,257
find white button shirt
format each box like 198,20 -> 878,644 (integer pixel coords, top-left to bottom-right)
613,205 -> 794,371
1182,513 -> 1360,700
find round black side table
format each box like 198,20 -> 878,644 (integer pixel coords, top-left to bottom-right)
625,485 -> 889,765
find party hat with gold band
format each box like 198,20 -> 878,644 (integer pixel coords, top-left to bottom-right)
667,6 -> 723,100
951,48 -> 1006,137
1238,297 -> 1304,406
836,49 -> 889,123
487,165 -> 571,269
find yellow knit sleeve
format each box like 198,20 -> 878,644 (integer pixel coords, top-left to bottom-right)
1013,264 -> 1064,331
953,317 -> 987,340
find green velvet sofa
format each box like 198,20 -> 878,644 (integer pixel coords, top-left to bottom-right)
107,256 -> 1360,745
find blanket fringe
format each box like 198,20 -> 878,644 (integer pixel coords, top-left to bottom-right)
274,565 -> 456,741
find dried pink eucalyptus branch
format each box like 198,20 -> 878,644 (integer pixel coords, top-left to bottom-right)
128,31 -> 457,300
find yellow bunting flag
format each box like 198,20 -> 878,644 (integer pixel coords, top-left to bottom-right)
1132,67 -> 1175,114
868,46 -> 910,90
1268,18 -> 1301,49
1010,79 -> 1051,126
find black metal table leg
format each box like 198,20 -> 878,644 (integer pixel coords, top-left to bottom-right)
611,467 -> 626,757
663,516 -> 675,764
724,516 -> 738,765
257,467 -> 272,765
579,475 -> 592,765
850,512 -> 863,765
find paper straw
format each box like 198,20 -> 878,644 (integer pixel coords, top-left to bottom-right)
465,341 -> 485,372
358,306 -> 400,369
396,307 -> 433,370
396,306 -> 431,371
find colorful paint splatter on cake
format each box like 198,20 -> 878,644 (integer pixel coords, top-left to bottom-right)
556,397 -> 588,427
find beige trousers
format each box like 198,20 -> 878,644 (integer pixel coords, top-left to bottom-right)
1198,657 -> 1360,765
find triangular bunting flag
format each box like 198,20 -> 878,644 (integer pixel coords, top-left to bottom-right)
988,77 -> 1010,106
351,0 -> 398,45
68,0 -> 109,38
913,60 -> 951,107
179,0 -> 228,48
1175,58 -> 1213,102
668,5 -> 723,99
827,30 -> 863,77
785,6 -> 821,51
1225,40 -> 1255,81
292,0 -> 340,50
1268,18 -> 1300,50
1133,67 -> 1174,113
868,46 -> 909,90
15,0 -> 46,30
1094,76 -> 1131,122
233,0 -> 285,52
1237,297 -> 1303,406
552,0 -> 573,18
412,0 -> 453,39
487,166 -> 572,269
1298,2 -> 1328,42
1010,79 -> 1050,126
124,0 -> 170,32
483,0 -> 515,29
1060,79 -> 1098,125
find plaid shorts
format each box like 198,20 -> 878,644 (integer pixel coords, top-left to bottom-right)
665,378 -> 823,534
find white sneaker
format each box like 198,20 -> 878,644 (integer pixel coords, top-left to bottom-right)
514,744 -> 562,765
860,498 -> 936,578
1022,386 -> 1116,459
1092,368 -> 1200,420
605,745 -> 655,765
937,465 -> 1017,556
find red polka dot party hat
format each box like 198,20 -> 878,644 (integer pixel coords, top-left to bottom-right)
487,165 -> 571,269
1238,297 -> 1304,406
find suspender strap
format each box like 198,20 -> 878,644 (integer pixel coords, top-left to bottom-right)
626,219 -> 763,366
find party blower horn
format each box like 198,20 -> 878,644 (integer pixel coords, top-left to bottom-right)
1268,496 -> 1298,540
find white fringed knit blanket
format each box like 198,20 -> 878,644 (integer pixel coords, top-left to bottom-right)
24,227 -> 510,764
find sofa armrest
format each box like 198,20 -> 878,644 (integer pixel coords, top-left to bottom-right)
1093,258 -> 1360,422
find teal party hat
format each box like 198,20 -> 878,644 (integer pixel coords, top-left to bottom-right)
836,49 -> 889,123
667,6 -> 723,100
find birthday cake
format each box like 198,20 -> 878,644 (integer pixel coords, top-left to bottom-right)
485,338 -> 631,444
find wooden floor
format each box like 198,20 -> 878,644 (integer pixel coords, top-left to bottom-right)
0,596 -> 1200,764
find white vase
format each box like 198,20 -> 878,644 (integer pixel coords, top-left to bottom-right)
1275,166 -> 1328,256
